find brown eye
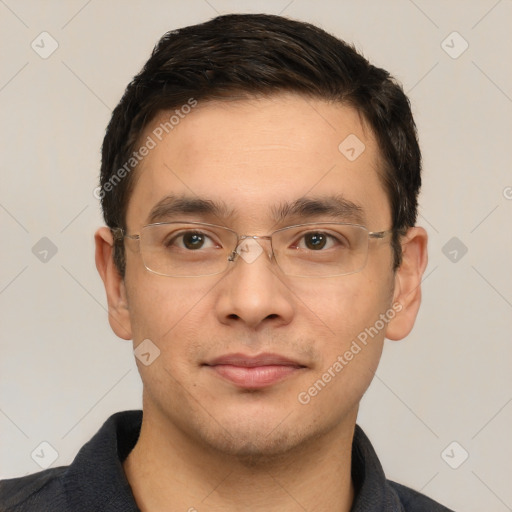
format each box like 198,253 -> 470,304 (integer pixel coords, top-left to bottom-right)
304,233 -> 328,250
182,232 -> 206,250
164,231 -> 213,250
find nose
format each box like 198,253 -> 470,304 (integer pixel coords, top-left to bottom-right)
215,238 -> 295,330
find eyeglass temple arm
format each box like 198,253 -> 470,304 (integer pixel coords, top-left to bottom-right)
110,227 -> 124,241
368,229 -> 393,239
111,227 -> 140,242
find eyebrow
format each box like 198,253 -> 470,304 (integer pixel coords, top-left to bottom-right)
146,194 -> 365,226
147,194 -> 235,224
271,195 -> 366,225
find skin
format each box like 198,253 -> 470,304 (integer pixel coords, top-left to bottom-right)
95,93 -> 428,512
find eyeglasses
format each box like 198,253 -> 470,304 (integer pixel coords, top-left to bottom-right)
112,221 -> 392,278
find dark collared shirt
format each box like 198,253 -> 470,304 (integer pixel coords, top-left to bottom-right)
0,410 -> 453,511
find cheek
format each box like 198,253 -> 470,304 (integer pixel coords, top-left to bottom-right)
291,273 -> 392,391
288,272 -> 392,342
125,273 -> 218,351
125,276 -> 217,404
293,278 -> 391,420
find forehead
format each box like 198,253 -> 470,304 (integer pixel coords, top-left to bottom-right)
125,93 -> 390,230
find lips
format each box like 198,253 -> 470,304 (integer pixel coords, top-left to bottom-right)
204,353 -> 306,389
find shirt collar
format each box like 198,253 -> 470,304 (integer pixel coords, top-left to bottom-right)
350,424 -> 406,511
63,410 -> 142,511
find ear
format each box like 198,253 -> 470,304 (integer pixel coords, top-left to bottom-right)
385,226 -> 428,341
94,227 -> 132,340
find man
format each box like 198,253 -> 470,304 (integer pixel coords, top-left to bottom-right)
0,13 -> 453,511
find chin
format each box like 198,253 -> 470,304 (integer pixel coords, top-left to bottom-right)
210,432 -> 304,466
195,414 -> 334,467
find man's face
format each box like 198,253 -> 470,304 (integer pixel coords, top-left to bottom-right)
120,93 -> 398,457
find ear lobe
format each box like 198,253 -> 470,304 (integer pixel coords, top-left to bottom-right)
385,227 -> 428,341
95,227 -> 132,340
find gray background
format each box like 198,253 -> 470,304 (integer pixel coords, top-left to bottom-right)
1,1 -> 511,510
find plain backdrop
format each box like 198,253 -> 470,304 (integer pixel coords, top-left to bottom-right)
1,1 -> 511,510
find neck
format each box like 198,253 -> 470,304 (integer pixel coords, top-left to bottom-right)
123,408 -> 356,512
